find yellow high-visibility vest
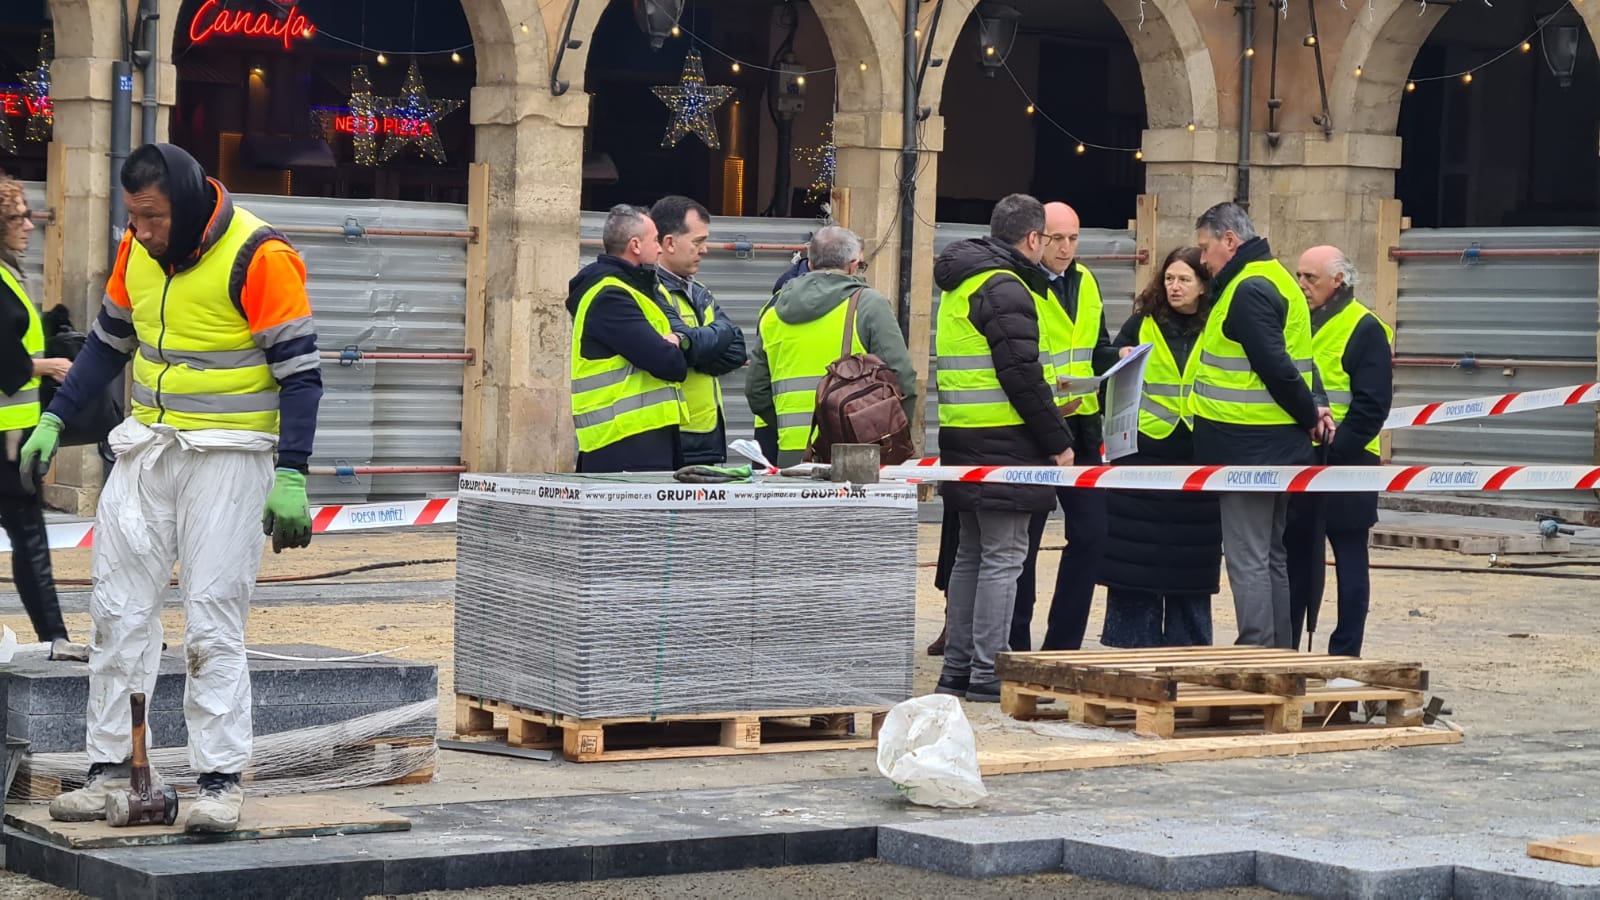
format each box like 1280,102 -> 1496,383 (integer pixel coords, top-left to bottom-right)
570,276 -> 687,453
937,269 -> 1045,428
1038,266 -> 1104,416
0,266 -> 41,431
1189,259 -> 1314,427
1313,298 -> 1394,455
1135,316 -> 1200,440
758,295 -> 864,452
657,283 -> 723,435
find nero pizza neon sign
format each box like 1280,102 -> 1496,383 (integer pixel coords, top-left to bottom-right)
188,1 -> 316,50
331,114 -> 436,137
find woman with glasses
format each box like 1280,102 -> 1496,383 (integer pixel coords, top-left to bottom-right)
0,174 -> 85,660
1097,246 -> 1223,648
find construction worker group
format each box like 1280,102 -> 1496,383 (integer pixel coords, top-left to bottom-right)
566,195 -> 1393,707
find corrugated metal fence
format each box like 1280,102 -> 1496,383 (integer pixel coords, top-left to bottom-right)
1391,226 -> 1600,509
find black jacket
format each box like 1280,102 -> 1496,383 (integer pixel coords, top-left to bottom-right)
1100,311 -> 1221,594
655,266 -> 746,465
1193,237 -> 1317,467
566,255 -> 688,472
1316,292 -> 1394,531
934,237 -> 1070,513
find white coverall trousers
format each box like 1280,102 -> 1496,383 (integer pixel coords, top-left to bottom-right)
85,418 -> 275,774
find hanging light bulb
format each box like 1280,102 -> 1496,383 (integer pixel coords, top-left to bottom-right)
451,51 -> 462,63
1186,122 -> 1196,132
1462,72 -> 1473,84
1134,150 -> 1144,160
914,28 -> 922,39
1302,34 -> 1316,47
520,22 -> 528,33
1405,81 -> 1416,92
1025,103 -> 1035,115
1354,65 -> 1363,77
670,25 -> 680,37
1075,142 -> 1086,155
731,61 -> 741,73
859,61 -> 868,72
1522,41 -> 1533,52
1245,47 -> 1255,57
376,52 -> 388,65
797,74 -> 806,86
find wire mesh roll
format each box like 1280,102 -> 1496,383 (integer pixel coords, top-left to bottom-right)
454,475 -> 918,719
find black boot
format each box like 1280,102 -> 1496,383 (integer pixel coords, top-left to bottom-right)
1,495 -> 70,646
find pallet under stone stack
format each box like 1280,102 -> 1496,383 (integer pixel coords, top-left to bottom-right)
454,474 -> 917,725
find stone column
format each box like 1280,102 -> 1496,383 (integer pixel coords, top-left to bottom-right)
1249,132 -> 1403,280
42,56 -> 117,514
466,84 -> 590,473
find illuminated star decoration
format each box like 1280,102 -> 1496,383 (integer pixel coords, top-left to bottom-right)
651,48 -> 735,149
17,31 -> 52,147
794,124 -> 836,202
378,60 -> 462,165
345,65 -> 380,166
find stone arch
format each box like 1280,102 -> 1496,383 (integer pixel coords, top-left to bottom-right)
461,0 -> 534,88
1334,0 -> 1600,137
921,0 -> 1218,129
47,0 -> 126,61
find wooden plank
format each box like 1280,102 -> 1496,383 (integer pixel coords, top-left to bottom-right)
1156,662 -> 1428,692
459,161 -> 489,472
1374,197 -> 1403,464
830,186 -> 850,229
995,657 -> 1177,702
977,726 -> 1462,776
455,695 -> 494,734
1133,193 -> 1158,291
5,796 -> 409,850
1528,834 -> 1600,867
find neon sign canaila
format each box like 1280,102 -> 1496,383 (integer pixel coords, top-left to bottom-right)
188,1 -> 316,51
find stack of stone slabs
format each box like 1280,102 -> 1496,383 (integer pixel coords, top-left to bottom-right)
454,473 -> 917,719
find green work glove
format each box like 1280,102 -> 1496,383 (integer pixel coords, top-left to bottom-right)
672,464 -> 752,484
261,468 -> 312,553
18,413 -> 64,493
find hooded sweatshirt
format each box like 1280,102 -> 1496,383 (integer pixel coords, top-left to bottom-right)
744,270 -> 918,466
47,143 -> 323,470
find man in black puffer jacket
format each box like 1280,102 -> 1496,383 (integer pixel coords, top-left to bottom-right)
932,194 -> 1074,703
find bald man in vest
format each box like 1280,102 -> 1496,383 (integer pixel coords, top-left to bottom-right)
23,143 -> 321,833
1286,245 -> 1393,656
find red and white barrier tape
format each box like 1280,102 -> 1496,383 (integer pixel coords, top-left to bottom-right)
3,497 -> 457,554
1383,383 -> 1600,429
882,462 -> 1600,493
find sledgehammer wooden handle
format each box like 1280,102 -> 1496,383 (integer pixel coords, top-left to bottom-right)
129,692 -> 149,795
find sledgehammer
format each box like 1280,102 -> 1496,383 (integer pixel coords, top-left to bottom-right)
104,692 -> 179,827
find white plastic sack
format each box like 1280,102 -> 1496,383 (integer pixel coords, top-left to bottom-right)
876,694 -> 988,808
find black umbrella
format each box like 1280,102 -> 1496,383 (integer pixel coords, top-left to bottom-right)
1302,440 -> 1331,650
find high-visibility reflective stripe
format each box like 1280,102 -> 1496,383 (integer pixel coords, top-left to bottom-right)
1065,348 -> 1093,363
939,388 -> 1011,405
1139,396 -> 1181,425
1295,357 -> 1314,374
0,389 -> 38,408
131,384 -> 278,414
935,355 -> 993,371
572,368 -> 633,393
139,343 -> 265,370
1199,350 -> 1252,372
777,412 -> 812,429
572,386 -> 681,429
772,375 -> 822,395
1144,382 -> 1184,397
1192,382 -> 1276,404
269,351 -> 321,379
89,318 -> 138,354
1325,389 -> 1353,405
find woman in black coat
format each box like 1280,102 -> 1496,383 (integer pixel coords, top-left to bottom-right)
0,176 -> 84,660
1098,247 -> 1223,648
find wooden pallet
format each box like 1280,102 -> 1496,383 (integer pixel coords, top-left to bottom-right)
1370,523 -> 1567,555
996,647 -> 1430,739
455,694 -> 887,763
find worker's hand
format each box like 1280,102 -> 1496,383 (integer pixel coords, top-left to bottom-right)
1310,407 -> 1337,443
1057,397 -> 1083,417
32,357 -> 71,381
663,332 -> 682,347
18,413 -> 63,489
1118,346 -> 1134,360
1053,447 -> 1075,466
261,468 -> 312,553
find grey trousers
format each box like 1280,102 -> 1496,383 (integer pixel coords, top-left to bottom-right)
943,509 -> 1032,682
1219,492 -> 1294,649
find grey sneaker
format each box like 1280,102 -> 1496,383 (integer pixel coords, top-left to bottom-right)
185,772 -> 244,833
49,762 -> 137,822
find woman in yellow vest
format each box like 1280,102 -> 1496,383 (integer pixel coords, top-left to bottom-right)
0,175 -> 85,661
1098,247 -> 1223,648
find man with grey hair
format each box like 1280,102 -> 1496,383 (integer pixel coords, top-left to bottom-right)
1285,244 -> 1393,655
1190,201 -> 1331,649
931,193 -> 1073,702
745,225 -> 916,466
565,203 -> 689,472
